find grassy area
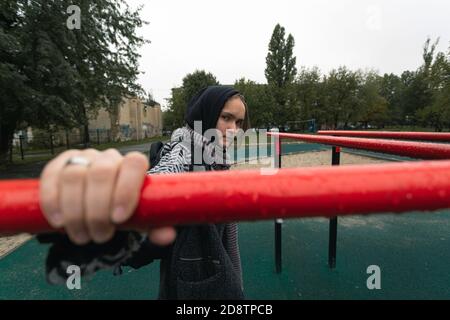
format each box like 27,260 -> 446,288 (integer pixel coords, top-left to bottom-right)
10,155 -> 56,165
93,136 -> 169,151
382,125 -> 449,132
5,136 -> 169,168
19,136 -> 169,154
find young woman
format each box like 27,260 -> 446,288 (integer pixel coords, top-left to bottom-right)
39,85 -> 250,299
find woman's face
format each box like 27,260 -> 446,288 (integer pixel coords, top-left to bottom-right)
215,96 -> 246,147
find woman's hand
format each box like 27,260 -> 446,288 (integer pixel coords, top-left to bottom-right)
39,148 -> 177,246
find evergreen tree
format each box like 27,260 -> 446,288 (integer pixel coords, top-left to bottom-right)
264,24 -> 297,127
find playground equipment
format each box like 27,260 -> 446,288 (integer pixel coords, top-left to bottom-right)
1,131 -> 449,277
317,130 -> 450,142
267,131 -> 450,271
267,132 -> 450,160
0,160 -> 449,233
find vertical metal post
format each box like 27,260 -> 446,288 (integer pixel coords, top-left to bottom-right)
65,130 -> 70,149
83,127 -> 89,149
329,146 -> 341,269
19,135 -> 24,160
271,128 -> 283,273
275,218 -> 283,273
256,130 -> 259,161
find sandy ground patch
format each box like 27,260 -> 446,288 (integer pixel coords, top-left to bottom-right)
0,234 -> 32,258
231,149 -> 388,171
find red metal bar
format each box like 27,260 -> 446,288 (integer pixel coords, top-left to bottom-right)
317,130 -> 450,142
267,132 -> 450,159
1,160 -> 450,234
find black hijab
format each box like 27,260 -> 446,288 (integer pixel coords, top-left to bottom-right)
185,85 -> 240,135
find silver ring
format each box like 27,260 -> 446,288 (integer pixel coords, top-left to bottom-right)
65,156 -> 91,167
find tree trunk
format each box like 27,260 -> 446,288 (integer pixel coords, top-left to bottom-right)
80,103 -> 90,147
109,104 -> 120,142
433,117 -> 443,132
83,123 -> 90,147
0,124 -> 14,165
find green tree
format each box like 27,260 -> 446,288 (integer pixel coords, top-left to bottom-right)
0,0 -> 148,162
357,72 -> 388,128
164,87 -> 185,131
416,44 -> 450,131
182,70 -> 219,104
164,70 -> 219,130
322,67 -> 361,129
293,67 -> 323,126
380,73 -> 403,125
265,24 -> 297,88
234,78 -> 275,129
265,24 -> 297,127
0,0 -> 30,163
0,0 -> 81,162
397,38 -> 439,126
65,0 -> 148,144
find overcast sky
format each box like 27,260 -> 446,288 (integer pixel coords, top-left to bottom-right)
125,0 -> 450,109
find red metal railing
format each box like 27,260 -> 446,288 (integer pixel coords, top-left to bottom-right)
1,160 -> 450,234
267,131 -> 450,269
317,130 -> 450,142
267,132 -> 450,159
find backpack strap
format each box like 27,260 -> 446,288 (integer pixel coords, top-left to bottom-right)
148,141 -> 165,169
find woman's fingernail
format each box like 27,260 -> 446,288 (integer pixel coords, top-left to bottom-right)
92,228 -> 114,244
112,206 -> 127,223
50,212 -> 63,227
74,231 -> 89,245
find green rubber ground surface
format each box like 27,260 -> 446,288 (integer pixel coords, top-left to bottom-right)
1,210 -> 450,299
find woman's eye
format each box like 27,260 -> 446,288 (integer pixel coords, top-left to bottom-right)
222,115 -> 230,121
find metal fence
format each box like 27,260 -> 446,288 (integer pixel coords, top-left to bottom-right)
10,128 -> 148,161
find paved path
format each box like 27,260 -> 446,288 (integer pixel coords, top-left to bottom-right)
0,142 -> 158,179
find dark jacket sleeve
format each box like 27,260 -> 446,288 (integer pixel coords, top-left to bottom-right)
37,231 -> 172,285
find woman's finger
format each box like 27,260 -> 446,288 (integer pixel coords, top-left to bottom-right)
58,149 -> 100,245
40,149 -> 82,227
147,226 -> 177,246
84,149 -> 123,243
111,152 -> 149,224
